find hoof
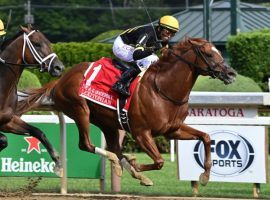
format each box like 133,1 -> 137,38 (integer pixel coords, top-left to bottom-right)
54,166 -> 64,177
199,173 -> 209,186
192,192 -> 198,197
107,151 -> 122,177
124,154 -> 136,162
140,175 -> 153,186
112,161 -> 123,177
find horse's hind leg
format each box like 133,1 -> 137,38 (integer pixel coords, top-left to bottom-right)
64,103 -> 122,177
101,128 -> 153,186
0,133 -> 7,151
166,123 -> 212,186
0,116 -> 63,177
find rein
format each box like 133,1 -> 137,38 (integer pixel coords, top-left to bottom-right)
153,42 -> 223,105
170,45 -> 219,77
0,30 -> 57,72
153,65 -> 188,106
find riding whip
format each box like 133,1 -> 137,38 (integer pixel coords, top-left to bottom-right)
139,0 -> 161,43
2,9 -> 12,41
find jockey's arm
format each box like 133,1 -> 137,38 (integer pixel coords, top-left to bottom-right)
133,33 -> 162,60
133,45 -> 154,60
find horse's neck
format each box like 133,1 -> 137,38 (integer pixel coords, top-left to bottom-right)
1,36 -> 22,63
0,37 -> 24,88
154,60 -> 198,101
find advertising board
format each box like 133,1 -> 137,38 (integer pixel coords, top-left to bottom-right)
0,119 -> 102,178
177,125 -> 268,183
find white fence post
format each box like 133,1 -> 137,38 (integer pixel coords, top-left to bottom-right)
170,140 -> 175,162
58,112 -> 67,194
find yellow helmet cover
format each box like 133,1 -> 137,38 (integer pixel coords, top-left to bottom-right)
159,15 -> 179,32
0,19 -> 6,36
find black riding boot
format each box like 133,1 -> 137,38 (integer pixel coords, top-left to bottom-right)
112,63 -> 141,96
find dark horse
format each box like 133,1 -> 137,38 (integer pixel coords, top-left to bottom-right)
0,26 -> 64,176
16,37 -> 236,185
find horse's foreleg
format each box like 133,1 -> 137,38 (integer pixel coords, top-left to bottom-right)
0,116 -> 63,177
132,130 -> 164,172
167,123 -> 212,186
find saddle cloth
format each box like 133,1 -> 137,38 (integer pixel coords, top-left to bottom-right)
78,57 -> 141,112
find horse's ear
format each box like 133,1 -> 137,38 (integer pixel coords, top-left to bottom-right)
188,38 -> 202,46
20,25 -> 30,34
27,23 -> 33,30
183,35 -> 190,41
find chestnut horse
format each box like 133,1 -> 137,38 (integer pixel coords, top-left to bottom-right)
0,26 -> 64,176
16,37 -> 236,185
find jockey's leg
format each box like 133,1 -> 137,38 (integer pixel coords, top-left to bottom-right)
112,63 -> 141,96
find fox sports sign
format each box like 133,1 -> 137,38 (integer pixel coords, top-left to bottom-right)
177,125 -> 267,183
194,130 -> 254,176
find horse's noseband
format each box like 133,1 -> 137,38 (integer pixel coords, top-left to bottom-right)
192,44 -> 225,79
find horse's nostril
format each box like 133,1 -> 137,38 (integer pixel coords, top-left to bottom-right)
55,65 -> 63,73
228,71 -> 237,77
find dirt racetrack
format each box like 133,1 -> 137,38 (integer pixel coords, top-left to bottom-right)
2,193 -> 255,200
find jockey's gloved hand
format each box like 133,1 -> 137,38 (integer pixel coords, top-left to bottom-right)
146,46 -> 157,53
147,43 -> 162,53
154,41 -> 163,50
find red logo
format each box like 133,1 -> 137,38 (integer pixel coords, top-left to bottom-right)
24,137 -> 41,154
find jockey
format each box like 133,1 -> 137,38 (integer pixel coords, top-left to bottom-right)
112,15 -> 179,96
0,19 -> 6,50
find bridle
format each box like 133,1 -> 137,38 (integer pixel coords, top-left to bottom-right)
171,42 -> 225,79
0,30 -> 57,72
154,41 -> 225,105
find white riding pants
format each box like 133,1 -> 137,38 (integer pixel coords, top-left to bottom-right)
113,36 -> 159,70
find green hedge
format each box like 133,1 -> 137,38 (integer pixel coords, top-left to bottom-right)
227,29 -> 270,91
18,70 -> 41,90
192,74 -> 262,92
18,70 -> 47,115
33,42 -> 113,85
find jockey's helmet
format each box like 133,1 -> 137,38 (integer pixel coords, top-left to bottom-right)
159,15 -> 179,32
0,20 -> 6,36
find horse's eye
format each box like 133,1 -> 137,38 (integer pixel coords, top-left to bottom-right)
206,53 -> 212,57
33,42 -> 41,48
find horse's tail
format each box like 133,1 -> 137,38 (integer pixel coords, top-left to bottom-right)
16,80 -> 58,116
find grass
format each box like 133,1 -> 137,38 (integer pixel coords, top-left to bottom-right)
0,153 -> 270,199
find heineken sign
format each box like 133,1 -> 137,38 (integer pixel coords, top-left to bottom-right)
0,117 -> 102,178
1,158 -> 54,173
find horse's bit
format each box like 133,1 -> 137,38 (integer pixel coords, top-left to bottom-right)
0,30 -> 57,72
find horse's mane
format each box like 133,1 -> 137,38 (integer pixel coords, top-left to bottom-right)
0,30 -> 24,51
173,36 -> 208,51
158,36 -> 208,62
